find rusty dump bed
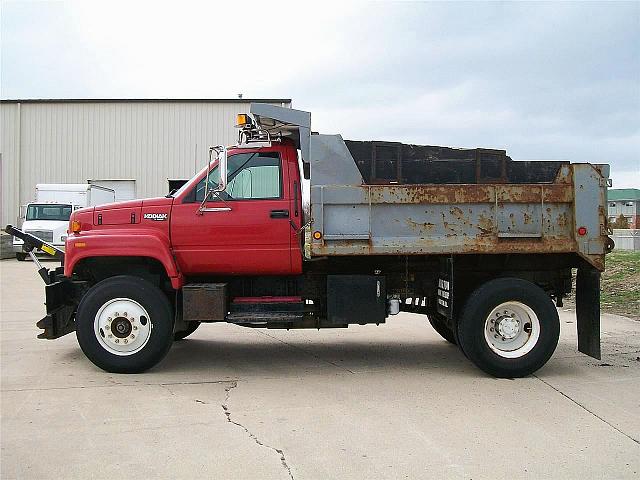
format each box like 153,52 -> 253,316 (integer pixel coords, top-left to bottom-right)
308,135 -> 610,270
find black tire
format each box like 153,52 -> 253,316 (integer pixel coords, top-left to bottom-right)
75,275 -> 174,373
457,278 -> 560,378
174,321 -> 201,341
428,314 -> 457,345
16,253 -> 27,261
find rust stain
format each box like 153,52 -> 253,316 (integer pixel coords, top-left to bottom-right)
477,214 -> 494,235
311,234 -> 580,257
450,206 -> 464,219
556,212 -> 567,227
366,183 -> 573,205
523,212 -> 532,225
405,218 -> 436,230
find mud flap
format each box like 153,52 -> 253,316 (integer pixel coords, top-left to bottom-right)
576,266 -> 601,359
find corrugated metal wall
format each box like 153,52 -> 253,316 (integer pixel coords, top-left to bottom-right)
0,99 -> 290,226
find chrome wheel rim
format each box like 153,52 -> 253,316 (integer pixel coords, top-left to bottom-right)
94,298 -> 152,356
483,301 -> 540,358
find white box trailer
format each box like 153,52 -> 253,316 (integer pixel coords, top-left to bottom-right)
13,184 -> 115,260
88,179 -> 136,202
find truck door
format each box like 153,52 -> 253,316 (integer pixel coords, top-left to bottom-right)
170,150 -> 294,275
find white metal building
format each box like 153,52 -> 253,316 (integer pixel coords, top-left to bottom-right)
0,98 -> 291,226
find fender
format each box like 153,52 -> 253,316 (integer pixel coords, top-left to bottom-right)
64,228 -> 184,289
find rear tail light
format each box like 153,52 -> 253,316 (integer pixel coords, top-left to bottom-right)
577,226 -> 588,236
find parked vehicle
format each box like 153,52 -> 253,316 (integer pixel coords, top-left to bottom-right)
13,184 -> 115,260
6,104 -> 613,377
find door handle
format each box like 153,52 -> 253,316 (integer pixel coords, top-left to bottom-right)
270,209 -> 290,219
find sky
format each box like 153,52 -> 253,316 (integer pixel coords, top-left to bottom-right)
1,0 -> 639,187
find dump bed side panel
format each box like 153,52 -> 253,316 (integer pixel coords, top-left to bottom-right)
310,174 -> 577,257
309,136 -> 609,270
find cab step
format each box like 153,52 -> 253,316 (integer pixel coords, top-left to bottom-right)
225,312 -> 303,325
228,296 -> 305,325
230,296 -> 304,314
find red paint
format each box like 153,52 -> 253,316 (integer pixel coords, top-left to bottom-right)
170,143 -> 302,276
65,143 -> 303,286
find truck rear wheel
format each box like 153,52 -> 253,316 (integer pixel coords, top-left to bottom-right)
174,321 -> 201,340
75,275 -> 174,373
457,278 -> 559,378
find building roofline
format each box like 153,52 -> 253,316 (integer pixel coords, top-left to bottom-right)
0,98 -> 292,104
608,188 -> 640,201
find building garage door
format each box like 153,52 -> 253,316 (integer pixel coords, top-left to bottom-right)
89,179 -> 136,201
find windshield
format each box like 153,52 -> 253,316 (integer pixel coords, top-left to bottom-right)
26,204 -> 73,221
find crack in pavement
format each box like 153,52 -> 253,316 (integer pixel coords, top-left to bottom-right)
222,381 -> 295,480
533,374 -> 639,445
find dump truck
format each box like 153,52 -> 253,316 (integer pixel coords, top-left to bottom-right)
6,104 -> 613,377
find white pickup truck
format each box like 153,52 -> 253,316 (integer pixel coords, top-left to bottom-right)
13,184 -> 115,260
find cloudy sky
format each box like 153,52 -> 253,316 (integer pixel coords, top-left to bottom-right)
2,1 -> 639,187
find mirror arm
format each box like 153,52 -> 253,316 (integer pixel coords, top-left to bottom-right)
212,190 -> 232,208
199,147 -> 215,214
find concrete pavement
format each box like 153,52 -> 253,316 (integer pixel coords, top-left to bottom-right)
1,259 -> 639,479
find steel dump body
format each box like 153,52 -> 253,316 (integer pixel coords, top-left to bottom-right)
307,135 -> 609,270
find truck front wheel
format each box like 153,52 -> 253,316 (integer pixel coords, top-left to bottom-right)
457,278 -> 559,378
75,275 -> 174,373
16,253 -> 26,261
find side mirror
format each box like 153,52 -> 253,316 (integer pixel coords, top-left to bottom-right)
199,145 -> 231,214
203,145 -> 227,199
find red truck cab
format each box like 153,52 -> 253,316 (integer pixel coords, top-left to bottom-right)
64,140 -> 303,289
169,141 -> 303,276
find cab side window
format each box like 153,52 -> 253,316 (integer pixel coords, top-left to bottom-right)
226,156 -> 281,199
193,152 -> 281,202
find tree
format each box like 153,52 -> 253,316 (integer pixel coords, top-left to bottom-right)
611,214 -> 630,229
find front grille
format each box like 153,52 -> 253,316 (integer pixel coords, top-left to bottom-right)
25,230 -> 53,242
